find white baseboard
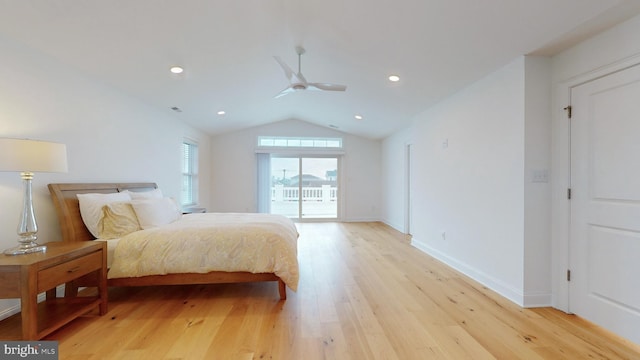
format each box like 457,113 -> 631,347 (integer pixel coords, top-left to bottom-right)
0,285 -> 65,321
0,302 -> 21,321
381,219 -> 404,233
410,238 -> 553,308
522,292 -> 553,308
341,217 -> 380,222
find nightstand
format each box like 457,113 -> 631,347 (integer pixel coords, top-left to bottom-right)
0,241 -> 107,340
182,207 -> 206,214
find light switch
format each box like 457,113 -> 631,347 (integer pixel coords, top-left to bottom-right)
532,169 -> 548,183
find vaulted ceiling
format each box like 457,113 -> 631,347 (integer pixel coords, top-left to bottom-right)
1,1 -> 639,139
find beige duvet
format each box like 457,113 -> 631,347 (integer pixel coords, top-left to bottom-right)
107,213 -> 299,291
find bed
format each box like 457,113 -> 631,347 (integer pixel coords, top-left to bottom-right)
47,182 -> 298,300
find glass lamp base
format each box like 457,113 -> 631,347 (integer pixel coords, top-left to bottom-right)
3,242 -> 47,255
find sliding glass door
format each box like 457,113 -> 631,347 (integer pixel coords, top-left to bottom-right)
270,156 -> 338,219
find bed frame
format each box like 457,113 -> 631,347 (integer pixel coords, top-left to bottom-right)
48,182 -> 287,300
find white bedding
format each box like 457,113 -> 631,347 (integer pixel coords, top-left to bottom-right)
106,213 -> 299,290
94,238 -> 119,268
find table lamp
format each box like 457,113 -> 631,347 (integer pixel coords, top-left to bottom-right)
0,138 -> 68,255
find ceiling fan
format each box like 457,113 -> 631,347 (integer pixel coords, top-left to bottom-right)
274,46 -> 347,98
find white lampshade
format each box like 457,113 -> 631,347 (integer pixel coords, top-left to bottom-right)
0,138 -> 68,173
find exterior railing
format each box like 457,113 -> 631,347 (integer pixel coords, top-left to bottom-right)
272,184 -> 337,202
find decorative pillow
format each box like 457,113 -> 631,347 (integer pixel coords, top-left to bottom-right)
98,202 -> 141,239
122,188 -> 163,200
130,197 -> 182,229
77,192 -> 132,238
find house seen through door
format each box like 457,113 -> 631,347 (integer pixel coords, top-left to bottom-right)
270,156 -> 338,219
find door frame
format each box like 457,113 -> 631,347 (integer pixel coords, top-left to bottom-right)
551,54 -> 640,312
404,143 -> 413,235
270,154 -> 342,221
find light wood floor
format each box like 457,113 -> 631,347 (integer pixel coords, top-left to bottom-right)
47,222 -> 640,359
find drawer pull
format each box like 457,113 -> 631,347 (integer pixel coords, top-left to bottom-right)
67,266 -> 80,273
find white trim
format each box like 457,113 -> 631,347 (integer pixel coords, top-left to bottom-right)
411,238 -> 527,307
181,140 -> 199,207
522,292 -> 553,308
255,147 -> 345,156
404,142 -> 412,235
342,217 -> 380,223
0,286 -> 64,321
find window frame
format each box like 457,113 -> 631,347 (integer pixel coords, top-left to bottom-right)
257,136 -> 343,149
181,140 -> 199,207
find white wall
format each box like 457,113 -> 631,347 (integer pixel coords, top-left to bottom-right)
523,56 -> 552,306
382,13 -> 640,314
0,34 -> 211,317
381,127 -> 412,232
550,14 -> 640,311
382,56 -> 553,307
410,58 -> 527,305
209,119 -> 381,221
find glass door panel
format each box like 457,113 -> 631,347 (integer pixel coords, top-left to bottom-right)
301,158 -> 337,219
270,156 -> 338,219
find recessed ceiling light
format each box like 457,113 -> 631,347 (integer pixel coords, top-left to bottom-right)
217,110 -> 225,115
170,66 -> 184,74
388,75 -> 400,82
354,115 -> 363,120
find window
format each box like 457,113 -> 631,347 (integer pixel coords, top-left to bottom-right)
181,140 -> 198,206
258,136 -> 342,149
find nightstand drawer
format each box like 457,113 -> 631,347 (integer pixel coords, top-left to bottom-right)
37,251 -> 102,292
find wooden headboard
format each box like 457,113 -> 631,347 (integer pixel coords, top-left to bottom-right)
48,182 -> 158,242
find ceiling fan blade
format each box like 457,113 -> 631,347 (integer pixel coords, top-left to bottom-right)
274,56 -> 307,85
273,56 -> 295,82
274,86 -> 296,99
298,71 -> 311,85
274,47 -> 346,96
308,83 -> 347,92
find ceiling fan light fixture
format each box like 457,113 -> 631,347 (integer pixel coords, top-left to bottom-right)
388,74 -> 400,82
170,66 -> 184,74
354,115 -> 363,120
217,110 -> 225,115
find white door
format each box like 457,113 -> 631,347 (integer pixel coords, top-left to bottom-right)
570,63 -> 640,344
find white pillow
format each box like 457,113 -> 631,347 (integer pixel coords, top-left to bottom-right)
98,202 -> 141,239
77,192 -> 132,238
121,188 -> 163,199
130,197 -> 182,229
